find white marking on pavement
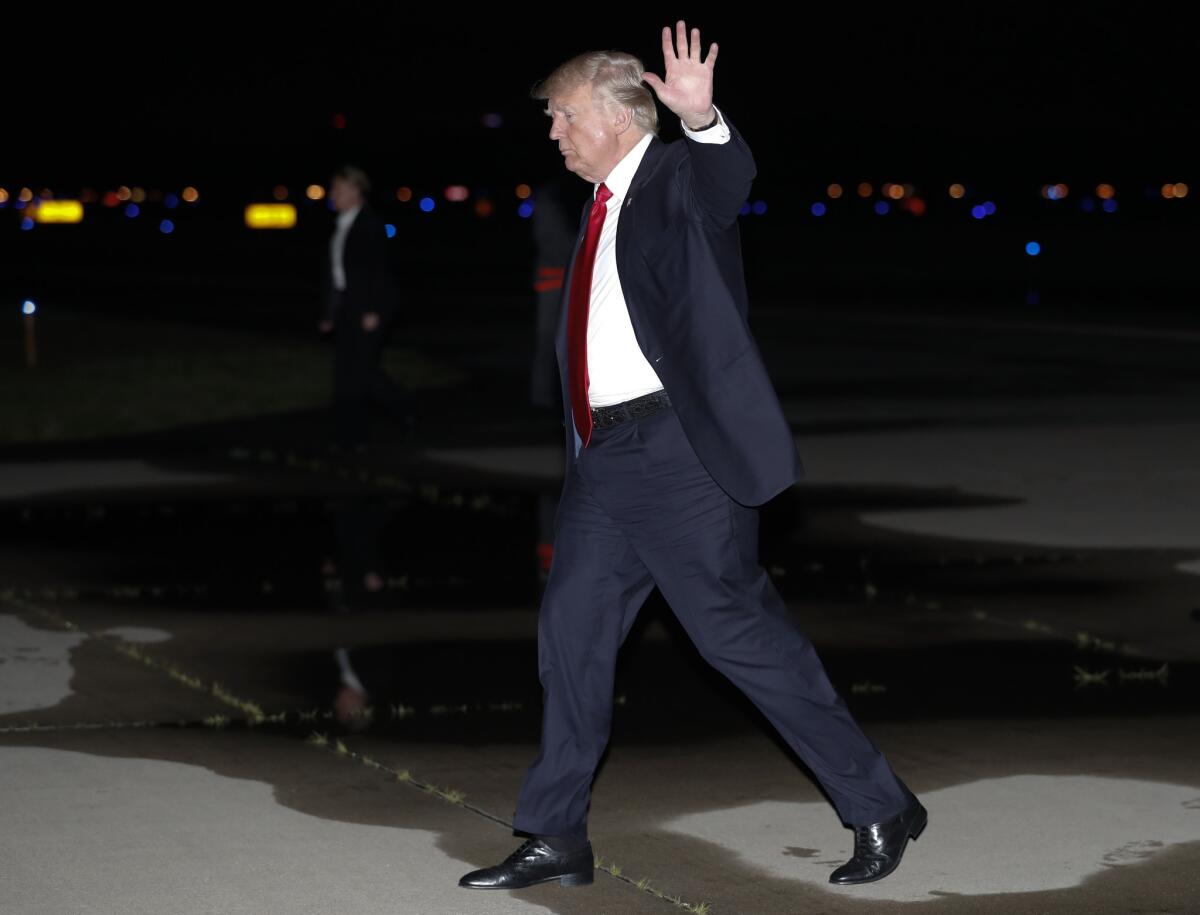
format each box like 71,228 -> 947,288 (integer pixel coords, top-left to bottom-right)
661,774 -> 1200,901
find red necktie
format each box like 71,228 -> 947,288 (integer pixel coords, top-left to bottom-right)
567,182 -> 613,448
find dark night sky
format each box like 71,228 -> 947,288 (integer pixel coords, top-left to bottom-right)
9,5 -> 1197,185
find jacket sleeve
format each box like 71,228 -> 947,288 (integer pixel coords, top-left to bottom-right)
679,105 -> 756,229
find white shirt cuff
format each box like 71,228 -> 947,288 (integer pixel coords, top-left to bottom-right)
681,104 -> 731,144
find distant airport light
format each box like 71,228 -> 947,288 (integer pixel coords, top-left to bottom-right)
419,197 -> 435,212
0,188 -> 8,203
826,183 -> 843,199
739,202 -> 751,216
948,183 -> 965,199
874,200 -> 890,215
116,186 -> 132,202
306,184 -> 325,201
811,202 -> 827,216
20,217 -> 34,231
22,300 -> 36,315
1025,241 -> 1041,256
517,201 -> 534,219
971,205 -> 986,219
751,200 -> 768,215
385,223 -> 396,238
474,199 -> 494,218
103,191 -> 120,207
32,200 -> 84,224
396,187 -> 413,202
1096,183 -> 1115,200
906,197 -> 927,216
444,185 -> 469,202
244,203 -> 297,229
332,113 -> 347,129
1174,182 -> 1189,198
273,185 -> 289,201
1102,198 -> 1118,213
1162,183 -> 1176,199
18,187 -> 33,202
885,183 -> 904,200
856,182 -> 873,198
131,187 -> 147,203
164,193 -> 180,208
181,187 -> 199,203
160,219 -> 175,234
515,184 -> 532,199
124,203 -> 140,218
982,201 -> 997,215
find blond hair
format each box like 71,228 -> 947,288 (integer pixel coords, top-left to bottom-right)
531,50 -> 659,136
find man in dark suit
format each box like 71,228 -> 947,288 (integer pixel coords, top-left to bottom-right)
319,165 -> 406,450
459,21 -> 927,893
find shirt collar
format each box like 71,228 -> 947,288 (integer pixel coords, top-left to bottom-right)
596,130 -> 654,203
337,204 -> 362,227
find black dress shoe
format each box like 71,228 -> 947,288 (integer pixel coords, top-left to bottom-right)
829,798 -> 928,885
458,837 -> 594,889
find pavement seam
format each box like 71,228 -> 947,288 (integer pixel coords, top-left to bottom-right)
3,594 -> 714,913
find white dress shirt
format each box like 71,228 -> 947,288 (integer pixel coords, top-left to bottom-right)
330,203 -> 362,292
584,105 -> 732,408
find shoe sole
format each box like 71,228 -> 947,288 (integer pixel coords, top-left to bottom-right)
460,871 -> 594,890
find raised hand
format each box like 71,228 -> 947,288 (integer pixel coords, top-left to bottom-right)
641,20 -> 718,129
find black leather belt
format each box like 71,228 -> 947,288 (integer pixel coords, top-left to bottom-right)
591,389 -> 671,428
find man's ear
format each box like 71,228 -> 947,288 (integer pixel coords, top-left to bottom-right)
611,104 -> 635,135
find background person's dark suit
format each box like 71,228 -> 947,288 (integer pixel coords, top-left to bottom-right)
512,107 -> 919,840
320,204 -> 405,447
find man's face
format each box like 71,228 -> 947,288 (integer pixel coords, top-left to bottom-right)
330,177 -> 362,213
546,82 -> 624,184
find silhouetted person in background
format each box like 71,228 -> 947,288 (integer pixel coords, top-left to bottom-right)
318,165 -> 407,451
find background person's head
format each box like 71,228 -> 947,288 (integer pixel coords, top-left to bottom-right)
532,50 -> 659,184
330,165 -> 371,212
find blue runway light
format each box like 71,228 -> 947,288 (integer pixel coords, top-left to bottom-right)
419,197 -> 435,212
20,217 -> 34,230
164,194 -> 180,209
22,300 -> 36,315
874,200 -> 890,215
739,201 -> 751,216
1025,241 -> 1041,256
983,201 -> 997,215
971,205 -> 986,219
751,200 -> 767,215
125,203 -> 140,218
1102,199 -> 1118,213
810,202 -> 826,216
517,202 -> 534,219
159,219 -> 174,234
385,223 -> 396,238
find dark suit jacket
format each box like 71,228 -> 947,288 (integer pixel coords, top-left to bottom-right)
321,205 -> 399,326
554,111 -> 805,507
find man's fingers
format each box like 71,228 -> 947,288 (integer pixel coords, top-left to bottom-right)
662,25 -> 675,62
676,20 -> 687,60
707,41 -> 718,68
690,27 -> 702,62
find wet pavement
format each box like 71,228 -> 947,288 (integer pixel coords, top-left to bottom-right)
2,301 -> 1199,913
